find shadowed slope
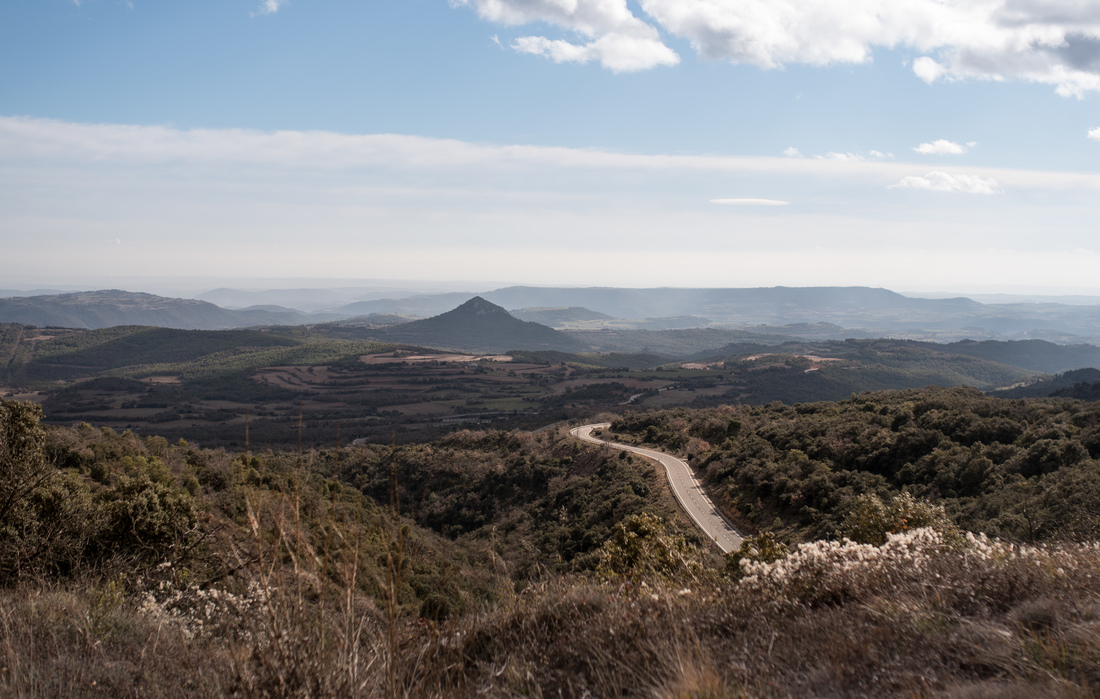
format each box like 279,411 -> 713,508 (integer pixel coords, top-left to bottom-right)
369,297 -> 583,353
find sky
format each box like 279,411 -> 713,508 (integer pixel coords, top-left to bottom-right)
2,0 -> 1100,295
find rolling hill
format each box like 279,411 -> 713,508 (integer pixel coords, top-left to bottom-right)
994,368 -> 1100,399
0,290 -> 317,330
919,339 -> 1100,374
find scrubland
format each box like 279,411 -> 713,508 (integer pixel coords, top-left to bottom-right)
4,389 -> 1100,697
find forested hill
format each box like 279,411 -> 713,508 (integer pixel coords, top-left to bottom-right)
0,290 -> 317,330
922,339 -> 1100,374
995,368 -> 1100,399
699,337 -> 1100,376
330,296 -> 584,353
608,386 -> 1100,543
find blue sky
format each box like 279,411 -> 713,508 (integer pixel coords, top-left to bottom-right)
2,0 -> 1100,293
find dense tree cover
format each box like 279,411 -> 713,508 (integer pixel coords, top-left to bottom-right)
1052,379 -> 1100,401
996,367 -> 1100,399
611,387 -> 1100,543
340,428 -> 690,579
924,338 -> 1100,374
0,402 -> 198,582
0,399 -> 688,610
0,401 -> 500,618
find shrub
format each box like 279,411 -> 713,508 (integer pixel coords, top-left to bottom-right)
725,532 -> 790,579
595,512 -> 703,581
100,472 -> 198,557
839,492 -> 961,546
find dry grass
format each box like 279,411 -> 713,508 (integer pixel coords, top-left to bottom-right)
390,530 -> 1100,698
4,527 -> 1100,698
0,583 -> 230,698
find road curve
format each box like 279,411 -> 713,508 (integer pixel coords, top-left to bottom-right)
571,423 -> 743,554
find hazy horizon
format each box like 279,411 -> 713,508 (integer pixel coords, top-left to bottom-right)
7,277 -> 1100,308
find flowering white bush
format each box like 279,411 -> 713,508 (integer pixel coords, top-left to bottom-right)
139,577 -> 269,640
738,527 -> 1098,611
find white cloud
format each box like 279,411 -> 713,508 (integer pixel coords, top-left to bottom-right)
1090,127 -> 1100,142
4,116 -> 1099,201
913,57 -> 947,84
889,171 -> 1001,194
821,152 -> 865,161
512,33 -> 678,72
783,147 -> 802,157
914,140 -> 968,155
3,117 -> 1097,194
455,0 -> 678,71
5,117 -> 1100,290
711,198 -> 790,206
811,149 -> 893,160
251,0 -> 284,17
455,0 -> 1100,96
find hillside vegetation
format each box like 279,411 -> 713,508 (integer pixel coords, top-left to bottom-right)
5,393 -> 1100,696
996,368 -> 1100,399
920,339 -> 1100,374
6,391 -> 1100,695
609,386 -> 1100,544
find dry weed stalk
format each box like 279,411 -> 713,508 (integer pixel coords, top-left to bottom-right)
223,407 -> 384,697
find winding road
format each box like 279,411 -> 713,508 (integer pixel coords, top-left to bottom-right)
571,423 -> 744,553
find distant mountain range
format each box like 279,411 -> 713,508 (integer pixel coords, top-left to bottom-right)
0,291 -> 320,330
326,286 -> 981,325
195,286 -> 421,313
5,286 -> 1100,347
325,286 -> 1100,343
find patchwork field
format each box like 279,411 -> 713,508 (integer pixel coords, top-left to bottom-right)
2,322 -> 1068,449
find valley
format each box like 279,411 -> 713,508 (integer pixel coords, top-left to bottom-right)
7,292 -> 1100,452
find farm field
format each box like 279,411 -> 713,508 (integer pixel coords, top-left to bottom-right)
0,324 -> 688,446
1,321 -> 1069,449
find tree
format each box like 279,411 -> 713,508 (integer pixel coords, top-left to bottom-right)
0,401 -> 63,580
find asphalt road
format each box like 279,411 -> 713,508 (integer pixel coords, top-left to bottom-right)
571,423 -> 744,554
